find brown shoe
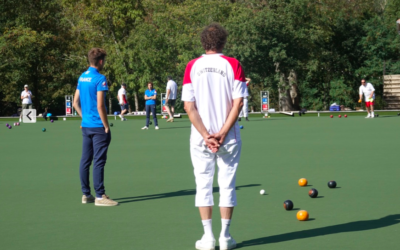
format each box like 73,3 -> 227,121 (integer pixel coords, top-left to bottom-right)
95,194 -> 119,206
82,195 -> 95,204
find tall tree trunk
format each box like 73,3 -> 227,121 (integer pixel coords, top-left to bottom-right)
288,69 -> 300,110
275,63 -> 295,111
134,91 -> 139,112
109,96 -> 112,115
278,73 -> 295,111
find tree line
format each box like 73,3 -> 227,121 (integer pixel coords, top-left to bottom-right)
1,0 -> 400,116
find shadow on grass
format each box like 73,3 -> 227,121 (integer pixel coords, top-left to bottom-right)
375,116 -> 399,118
114,184 -> 261,204
245,118 -> 286,122
160,126 -> 191,129
237,214 -> 400,248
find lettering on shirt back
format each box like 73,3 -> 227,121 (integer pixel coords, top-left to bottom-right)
197,68 -> 226,77
79,77 -> 92,82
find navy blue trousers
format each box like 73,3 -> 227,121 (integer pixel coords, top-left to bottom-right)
146,104 -> 158,127
79,127 -> 111,198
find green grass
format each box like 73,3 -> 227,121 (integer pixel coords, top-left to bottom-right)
0,115 -> 399,250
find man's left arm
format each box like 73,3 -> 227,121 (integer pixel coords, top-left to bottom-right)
370,85 -> 375,99
166,89 -> 171,102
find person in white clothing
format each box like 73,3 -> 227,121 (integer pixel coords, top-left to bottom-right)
117,83 -> 128,121
20,84 -> 33,122
238,78 -> 251,121
165,76 -> 178,122
358,79 -> 375,118
182,23 -> 246,250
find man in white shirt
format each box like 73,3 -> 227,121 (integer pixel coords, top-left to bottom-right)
20,84 -> 33,122
117,83 -> 128,121
358,79 -> 375,118
165,76 -> 178,122
182,23 -> 246,250
238,78 -> 251,121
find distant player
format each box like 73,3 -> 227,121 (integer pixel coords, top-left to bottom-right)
73,48 -> 118,206
358,79 -> 375,118
165,76 -> 178,122
238,78 -> 251,121
142,82 -> 159,130
397,18 -> 400,35
20,84 -> 33,122
182,23 -> 246,250
118,83 -> 128,121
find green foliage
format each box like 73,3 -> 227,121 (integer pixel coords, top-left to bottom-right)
1,0 -> 400,115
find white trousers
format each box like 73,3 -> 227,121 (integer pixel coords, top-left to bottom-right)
190,141 -> 242,207
239,98 -> 248,117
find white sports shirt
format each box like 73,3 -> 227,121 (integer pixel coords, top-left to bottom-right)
359,83 -> 375,101
181,53 -> 247,146
166,80 -> 178,100
21,90 -> 32,104
118,88 -> 127,105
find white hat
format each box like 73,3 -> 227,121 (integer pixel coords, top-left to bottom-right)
24,85 -> 28,88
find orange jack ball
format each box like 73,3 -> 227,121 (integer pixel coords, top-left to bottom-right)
298,178 -> 308,187
297,210 -> 309,221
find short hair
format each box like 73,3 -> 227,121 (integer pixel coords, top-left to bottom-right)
147,82 -> 153,88
121,83 -> 126,87
361,78 -> 366,82
88,48 -> 107,67
167,76 -> 172,80
200,23 -> 228,51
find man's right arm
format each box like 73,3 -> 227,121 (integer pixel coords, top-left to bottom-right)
73,89 -> 82,117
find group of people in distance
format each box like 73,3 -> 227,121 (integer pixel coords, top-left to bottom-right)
45,22 -> 376,250
115,76 -> 178,130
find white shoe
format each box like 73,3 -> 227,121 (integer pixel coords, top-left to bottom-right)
19,118 -> 21,122
155,126 -> 159,130
119,114 -> 122,119
365,114 -> 371,118
219,236 -> 237,250
195,238 -> 215,250
141,126 -> 148,130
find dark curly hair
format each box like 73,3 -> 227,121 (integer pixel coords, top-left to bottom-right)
200,23 -> 228,52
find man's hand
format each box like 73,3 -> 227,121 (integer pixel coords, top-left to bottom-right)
208,132 -> 227,145
105,126 -> 110,133
204,136 -> 220,153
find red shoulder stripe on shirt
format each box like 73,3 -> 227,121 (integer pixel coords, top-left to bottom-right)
183,57 -> 202,85
220,55 -> 246,81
